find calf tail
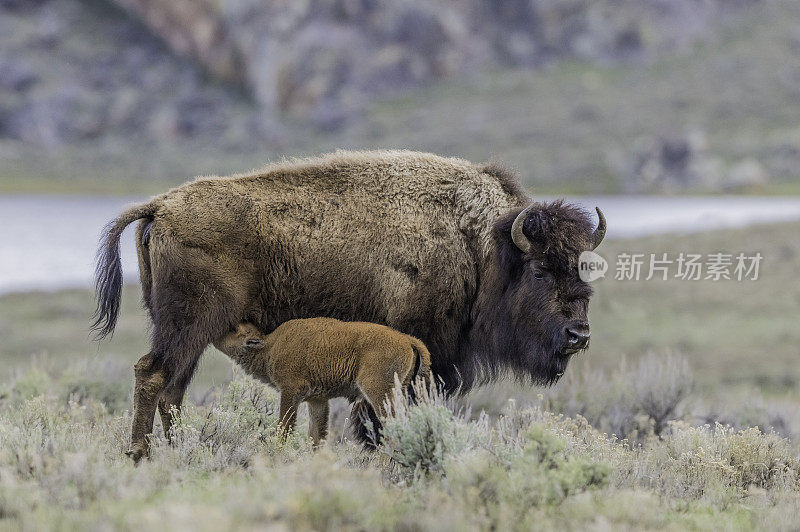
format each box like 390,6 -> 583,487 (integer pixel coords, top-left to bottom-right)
409,337 -> 433,385
351,337 -> 432,451
91,200 -> 158,339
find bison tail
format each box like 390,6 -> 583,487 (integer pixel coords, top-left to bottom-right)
91,200 -> 158,339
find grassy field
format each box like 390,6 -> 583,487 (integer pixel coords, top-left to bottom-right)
1,221 -> 799,529
3,1 -> 800,196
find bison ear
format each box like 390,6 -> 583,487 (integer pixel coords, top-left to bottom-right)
494,207 -> 542,267
506,204 -> 549,255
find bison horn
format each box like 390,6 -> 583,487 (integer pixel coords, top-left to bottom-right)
511,204 -> 535,254
592,207 -> 606,250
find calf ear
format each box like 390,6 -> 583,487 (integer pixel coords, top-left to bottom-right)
245,338 -> 265,348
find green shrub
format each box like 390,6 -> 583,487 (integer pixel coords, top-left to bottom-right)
58,360 -> 131,413
153,371 -> 310,470
379,379 -> 478,476
1,355 -> 800,530
699,390 -> 797,439
633,421 -> 800,502
0,359 -> 131,413
545,352 -> 694,441
442,423 -> 611,530
519,425 -> 611,503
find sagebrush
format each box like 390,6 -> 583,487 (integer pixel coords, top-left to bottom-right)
1,355 -> 799,530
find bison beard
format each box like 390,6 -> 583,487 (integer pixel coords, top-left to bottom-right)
91,150 -> 604,457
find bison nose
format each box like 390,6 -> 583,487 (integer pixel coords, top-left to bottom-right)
565,323 -> 590,350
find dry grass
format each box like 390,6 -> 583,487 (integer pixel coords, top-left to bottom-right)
1,360 -> 799,530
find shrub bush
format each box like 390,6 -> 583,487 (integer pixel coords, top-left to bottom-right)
379,379 -> 481,476
643,422 -> 800,498
0,359 -> 131,413
153,370 -> 311,470
1,355 -> 799,529
544,351 -> 694,441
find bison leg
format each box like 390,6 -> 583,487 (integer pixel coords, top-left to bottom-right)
125,328 -> 210,463
127,352 -> 167,463
307,399 -> 329,448
128,303 -> 233,462
135,314 -> 227,457
129,239 -> 248,460
349,398 -> 383,448
157,384 -> 187,443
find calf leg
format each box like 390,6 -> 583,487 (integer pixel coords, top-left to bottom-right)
278,391 -> 301,443
127,353 -> 167,463
357,357 -> 411,420
307,399 -> 330,448
354,379 -> 397,450
358,379 -> 396,420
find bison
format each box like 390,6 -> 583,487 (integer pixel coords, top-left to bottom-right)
92,150 -> 605,458
215,318 -> 431,452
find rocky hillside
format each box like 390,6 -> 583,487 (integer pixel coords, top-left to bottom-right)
0,0 -> 760,148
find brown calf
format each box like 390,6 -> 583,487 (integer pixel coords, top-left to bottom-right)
127,317 -> 431,460
218,318 -> 432,446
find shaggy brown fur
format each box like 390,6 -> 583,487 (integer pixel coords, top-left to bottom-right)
92,150 -> 604,460
214,318 -> 431,449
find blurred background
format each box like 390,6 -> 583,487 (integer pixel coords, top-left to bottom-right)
2,0 -> 800,436
4,0 -> 800,194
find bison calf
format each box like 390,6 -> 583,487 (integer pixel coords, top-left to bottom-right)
215,317 -> 432,447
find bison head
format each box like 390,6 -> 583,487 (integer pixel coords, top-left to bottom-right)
474,200 -> 606,386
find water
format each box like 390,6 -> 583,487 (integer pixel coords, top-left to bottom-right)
3,194 -> 800,294
0,195 -> 143,294
559,195 -> 800,238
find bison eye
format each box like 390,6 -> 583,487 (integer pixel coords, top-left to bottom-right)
533,270 -> 545,280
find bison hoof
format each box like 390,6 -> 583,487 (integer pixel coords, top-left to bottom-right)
125,446 -> 148,464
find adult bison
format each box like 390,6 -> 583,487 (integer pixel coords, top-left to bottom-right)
92,150 -> 605,459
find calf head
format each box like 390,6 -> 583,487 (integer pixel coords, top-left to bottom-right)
219,322 -> 266,354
